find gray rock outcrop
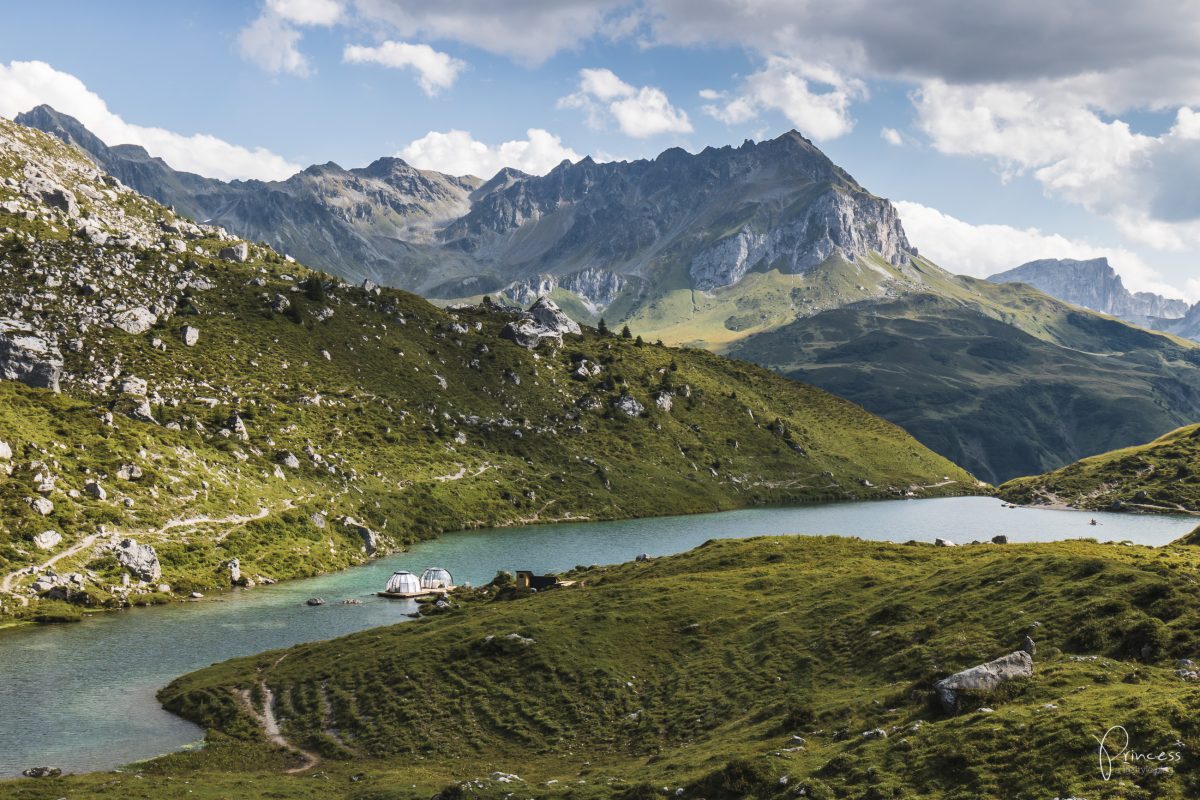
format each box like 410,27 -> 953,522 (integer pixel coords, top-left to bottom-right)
0,319 -> 62,392
114,538 -> 161,581
32,530 -> 61,550
934,650 -> 1033,711
111,306 -> 157,335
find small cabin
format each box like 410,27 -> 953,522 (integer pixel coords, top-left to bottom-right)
420,567 -> 452,590
384,571 -> 421,594
516,571 -> 560,591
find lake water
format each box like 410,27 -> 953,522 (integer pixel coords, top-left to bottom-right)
0,496 -> 1193,777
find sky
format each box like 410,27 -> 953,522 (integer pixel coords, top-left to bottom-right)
2,0 -> 1199,300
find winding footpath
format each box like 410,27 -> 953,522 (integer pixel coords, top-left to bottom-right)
0,503 -> 287,604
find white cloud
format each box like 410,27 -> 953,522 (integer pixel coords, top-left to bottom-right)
398,128 -> 582,178
343,41 -> 465,95
238,11 -> 313,76
0,60 -> 301,181
267,0 -> 343,26
895,200 -> 1185,300
880,126 -> 903,146
350,0 -> 627,65
913,80 -> 1200,252
702,57 -> 864,141
559,68 -> 692,138
239,1 -> 343,76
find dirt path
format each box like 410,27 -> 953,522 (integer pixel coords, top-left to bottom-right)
233,684 -> 320,773
0,531 -> 107,599
0,501 -> 292,599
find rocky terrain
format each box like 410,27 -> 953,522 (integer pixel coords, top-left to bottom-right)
988,257 -> 1190,330
17,533 -> 1200,798
0,116 -> 973,621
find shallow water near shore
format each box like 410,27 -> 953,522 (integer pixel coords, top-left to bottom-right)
0,496 -> 1193,777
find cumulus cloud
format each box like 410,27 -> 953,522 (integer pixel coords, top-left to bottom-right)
559,68 -> 692,138
267,0 -> 343,26
895,200 -> 1185,300
343,41 -> 465,95
239,0 -> 343,76
702,57 -> 864,140
913,81 -> 1200,252
398,128 -> 582,178
880,127 -> 903,146
238,12 -> 313,76
0,60 -> 301,181
351,0 -> 628,65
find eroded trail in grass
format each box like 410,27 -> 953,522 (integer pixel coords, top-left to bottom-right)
233,684 -> 320,774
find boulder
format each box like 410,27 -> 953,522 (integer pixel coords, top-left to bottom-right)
228,558 -> 241,584
114,538 -> 161,581
344,516 -> 380,555
219,242 -> 250,262
32,530 -> 61,550
991,535 -> 1008,544
655,392 -> 674,412
21,766 -> 62,778
279,451 -> 301,469
116,463 -> 143,481
84,481 -> 107,500
120,376 -> 148,396
23,175 -> 77,218
500,317 -> 559,349
180,325 -> 200,347
111,307 -> 158,335
0,440 -> 11,460
934,538 -> 956,547
614,394 -> 645,417
0,319 -> 63,392
29,496 -> 53,516
1021,635 -> 1036,656
934,650 -> 1033,712
270,294 -> 290,313
527,297 -> 581,335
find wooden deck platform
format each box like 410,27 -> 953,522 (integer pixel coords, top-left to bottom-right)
376,586 -> 455,600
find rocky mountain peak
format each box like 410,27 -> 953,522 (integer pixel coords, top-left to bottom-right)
988,257 -> 1189,324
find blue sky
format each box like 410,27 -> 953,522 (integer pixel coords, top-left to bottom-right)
2,0 -> 1199,300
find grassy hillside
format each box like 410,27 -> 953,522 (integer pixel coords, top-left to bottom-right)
724,257 -> 1200,484
0,118 -> 973,620
13,534 -> 1200,798
1000,423 -> 1200,513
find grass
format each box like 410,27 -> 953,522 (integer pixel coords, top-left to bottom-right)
12,533 -> 1200,798
1000,423 -> 1200,513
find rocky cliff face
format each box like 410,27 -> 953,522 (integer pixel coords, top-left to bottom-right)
441,132 -> 912,293
987,258 -> 1189,325
689,187 -> 910,290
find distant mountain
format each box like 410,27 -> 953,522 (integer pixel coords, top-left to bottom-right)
20,105 -> 1200,482
15,104 -> 484,288
987,257 -> 1190,329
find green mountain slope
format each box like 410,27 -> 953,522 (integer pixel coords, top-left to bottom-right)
724,255 -> 1200,484
20,534 -> 1195,799
1000,423 -> 1200,513
0,118 -> 972,620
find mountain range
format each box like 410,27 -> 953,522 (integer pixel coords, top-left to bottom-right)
19,105 -> 1200,483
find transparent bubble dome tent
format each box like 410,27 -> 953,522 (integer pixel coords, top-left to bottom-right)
420,567 -> 452,590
